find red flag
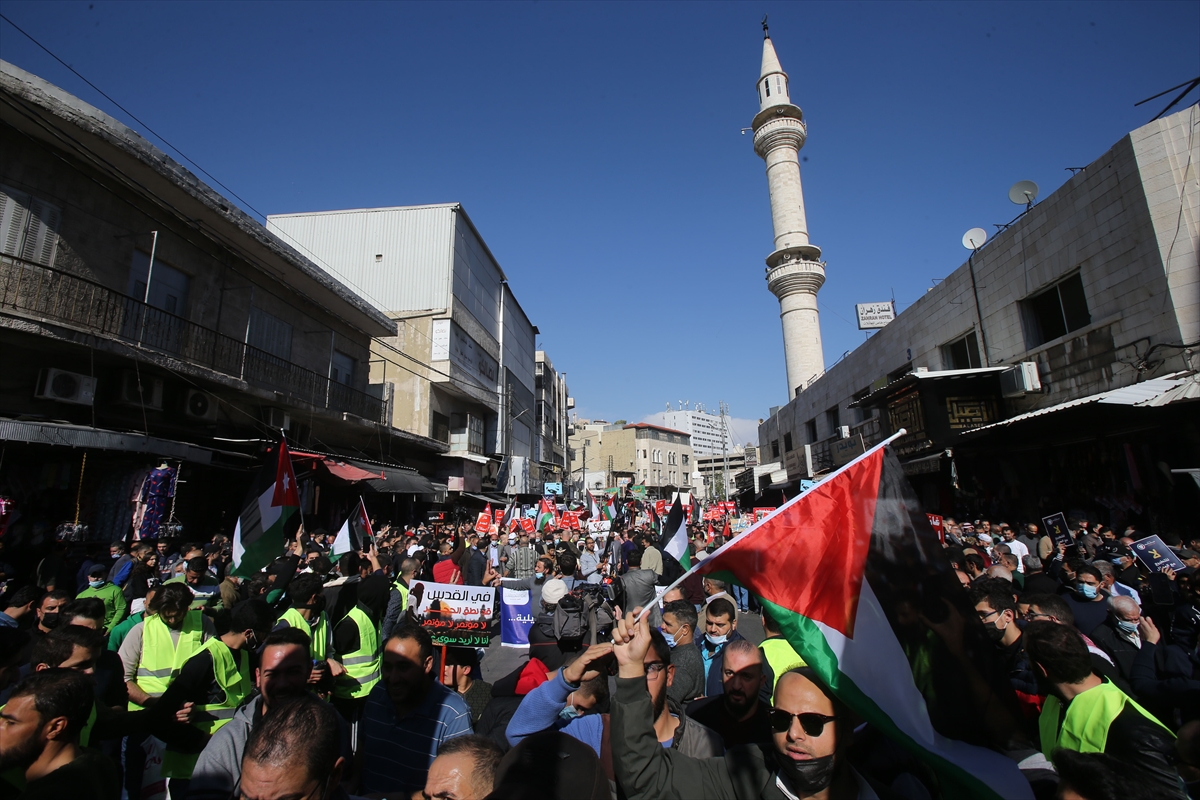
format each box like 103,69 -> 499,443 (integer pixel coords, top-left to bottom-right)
721,517 -> 731,541
520,517 -> 536,534
475,503 -> 492,534
271,438 -> 300,507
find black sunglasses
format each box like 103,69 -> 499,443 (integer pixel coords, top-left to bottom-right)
769,709 -> 839,736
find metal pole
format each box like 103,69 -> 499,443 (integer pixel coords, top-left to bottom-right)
967,250 -> 991,367
138,230 -> 158,345
240,285 -> 255,380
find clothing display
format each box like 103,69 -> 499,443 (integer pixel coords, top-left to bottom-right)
136,465 -> 177,540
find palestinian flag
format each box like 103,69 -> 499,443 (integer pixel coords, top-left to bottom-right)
331,497 -> 374,562
657,496 -> 690,571
688,437 -> 1032,800
588,492 -> 602,520
536,497 -> 557,532
499,501 -> 519,533
232,438 -> 301,577
602,493 -> 618,521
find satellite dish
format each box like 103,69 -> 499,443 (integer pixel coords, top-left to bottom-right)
1009,180 -> 1039,206
962,227 -> 988,250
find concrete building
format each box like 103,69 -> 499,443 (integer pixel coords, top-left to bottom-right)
0,61 -> 442,539
568,421 -> 694,499
757,106 -> 1199,528
754,25 -> 826,398
695,449 -> 748,500
644,406 -> 736,457
266,204 -> 539,496
534,350 -> 571,491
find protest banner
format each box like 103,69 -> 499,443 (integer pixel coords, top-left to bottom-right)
474,510 -> 491,534
409,581 -> 495,648
1041,512 -> 1072,548
1131,534 -> 1187,574
927,513 -> 945,545
753,507 -> 777,522
500,587 -> 534,647
585,519 -> 611,533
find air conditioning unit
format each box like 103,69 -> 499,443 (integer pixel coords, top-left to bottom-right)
263,407 -> 290,431
35,368 -> 96,406
1000,362 -> 1042,398
837,426 -> 851,439
183,389 -> 218,421
118,371 -> 163,410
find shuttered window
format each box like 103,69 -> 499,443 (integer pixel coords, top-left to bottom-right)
0,184 -> 61,266
247,306 -> 293,361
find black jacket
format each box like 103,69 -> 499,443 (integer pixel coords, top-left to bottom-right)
1089,618 -> 1141,684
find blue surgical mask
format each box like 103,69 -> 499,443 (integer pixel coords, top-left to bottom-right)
88,579 -> 104,589
558,705 -> 581,722
535,572 -> 545,581
660,628 -> 677,648
1116,619 -> 1138,634
1078,583 -> 1098,599
706,632 -> 728,646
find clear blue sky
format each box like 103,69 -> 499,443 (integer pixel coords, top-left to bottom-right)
2,1 -> 1197,439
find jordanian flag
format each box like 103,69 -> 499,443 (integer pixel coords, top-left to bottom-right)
536,497 -> 557,532
232,438 -> 301,577
688,436 -> 1032,800
331,497 -> 373,562
658,496 -> 690,571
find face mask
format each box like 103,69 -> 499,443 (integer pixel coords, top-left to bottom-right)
89,579 -> 104,589
1116,619 -> 1138,634
660,628 -> 677,648
984,623 -> 1007,643
706,632 -> 728,646
1111,558 -> 1125,565
1078,583 -> 1098,599
40,612 -> 60,629
781,754 -> 837,794
535,572 -> 544,581
558,705 -> 581,722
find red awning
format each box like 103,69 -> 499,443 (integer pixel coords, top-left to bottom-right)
322,459 -> 384,482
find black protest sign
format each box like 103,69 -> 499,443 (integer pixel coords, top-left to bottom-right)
1041,513 -> 1072,548
1131,535 -> 1186,574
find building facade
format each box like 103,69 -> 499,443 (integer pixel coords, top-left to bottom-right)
643,407 -> 736,457
534,350 -> 571,491
265,204 -> 539,495
569,421 -> 694,499
757,107 -> 1199,529
0,61 -> 443,540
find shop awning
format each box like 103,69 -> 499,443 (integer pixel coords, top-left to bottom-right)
361,468 -> 438,495
439,451 -> 493,465
962,371 -> 1192,436
849,367 -> 1008,408
323,459 -> 384,482
459,491 -> 508,504
0,418 -> 252,465
290,448 -> 438,494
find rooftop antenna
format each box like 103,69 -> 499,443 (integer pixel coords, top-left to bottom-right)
762,15 -> 769,38
1008,180 -> 1039,211
961,227 -> 992,368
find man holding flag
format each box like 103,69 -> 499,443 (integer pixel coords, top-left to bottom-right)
609,433 -> 1034,800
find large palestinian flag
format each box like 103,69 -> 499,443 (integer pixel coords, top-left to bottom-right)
689,437 -> 1032,800
536,496 -> 557,532
658,496 -> 690,571
232,438 -> 301,577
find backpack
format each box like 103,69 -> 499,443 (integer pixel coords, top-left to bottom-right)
553,584 -> 616,646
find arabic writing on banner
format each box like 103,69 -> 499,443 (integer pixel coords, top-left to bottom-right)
501,587 -> 534,648
1131,535 -> 1187,574
1041,512 -> 1073,549
927,513 -> 944,544
409,581 -> 495,647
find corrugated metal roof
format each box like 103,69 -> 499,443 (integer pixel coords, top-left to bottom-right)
267,205 -> 456,315
964,372 -> 1191,434
0,419 -> 248,464
850,367 -> 1008,407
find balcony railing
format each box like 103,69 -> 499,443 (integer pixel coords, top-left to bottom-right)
1,255 -> 382,422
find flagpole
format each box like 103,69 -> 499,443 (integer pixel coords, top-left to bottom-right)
632,428 -> 908,623
283,432 -> 307,534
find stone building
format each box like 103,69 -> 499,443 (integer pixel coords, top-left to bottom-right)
569,421 -> 694,499
756,106 -> 1198,529
534,350 -> 571,493
0,61 -> 442,539
266,204 -> 539,497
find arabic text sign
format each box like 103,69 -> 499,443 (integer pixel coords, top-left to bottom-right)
856,301 -> 895,330
1041,512 -> 1072,549
1131,535 -> 1186,574
410,581 -> 495,647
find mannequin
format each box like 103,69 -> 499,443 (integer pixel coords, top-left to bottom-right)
136,461 -> 177,540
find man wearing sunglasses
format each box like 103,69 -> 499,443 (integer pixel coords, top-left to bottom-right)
610,606 -> 873,800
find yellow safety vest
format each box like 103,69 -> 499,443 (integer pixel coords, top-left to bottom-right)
394,579 -> 410,614
129,611 -> 204,711
1039,679 -> 1172,759
335,606 -> 380,700
760,637 -> 807,698
160,639 -> 251,779
279,607 -> 330,661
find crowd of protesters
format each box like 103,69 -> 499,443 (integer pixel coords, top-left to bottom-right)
0,509 -> 1196,799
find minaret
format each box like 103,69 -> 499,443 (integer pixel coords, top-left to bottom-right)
753,23 -> 825,398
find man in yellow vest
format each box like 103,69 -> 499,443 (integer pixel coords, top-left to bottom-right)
1023,620 -> 1186,798
758,609 -> 806,701
274,573 -> 344,687
143,599 -> 275,788
118,582 -> 214,799
381,558 -> 417,641
332,574 -> 386,740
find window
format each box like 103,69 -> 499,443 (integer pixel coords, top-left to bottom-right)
128,251 -> 190,315
331,351 -> 355,386
431,412 -> 450,443
805,418 -> 817,443
771,440 -> 780,459
764,80 -> 771,98
942,331 -> 982,370
826,406 -> 841,435
783,432 -> 794,452
450,413 -> 485,454
682,454 -> 689,466
248,307 -> 293,362
0,185 -> 61,266
1022,272 -> 1091,348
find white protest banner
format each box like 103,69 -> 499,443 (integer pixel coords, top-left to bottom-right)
409,581 -> 495,648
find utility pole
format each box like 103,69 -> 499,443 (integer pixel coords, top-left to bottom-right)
719,401 -> 730,501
